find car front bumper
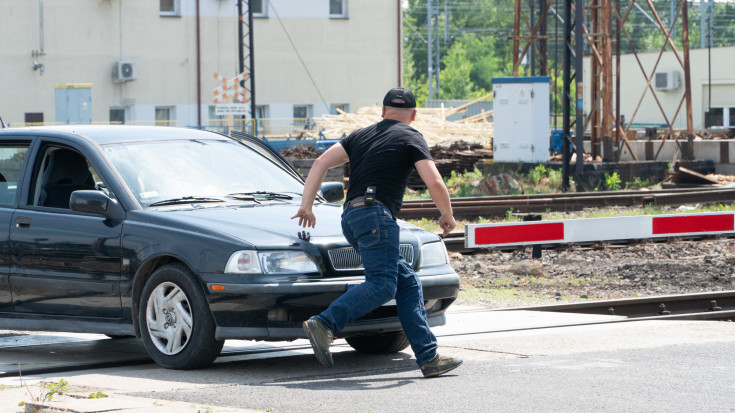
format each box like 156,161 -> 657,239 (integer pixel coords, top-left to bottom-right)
204,271 -> 460,341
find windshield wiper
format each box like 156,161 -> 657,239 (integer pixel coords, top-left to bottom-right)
226,191 -> 295,200
148,196 -> 225,207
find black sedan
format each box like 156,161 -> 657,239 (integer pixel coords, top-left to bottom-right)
0,125 -> 459,369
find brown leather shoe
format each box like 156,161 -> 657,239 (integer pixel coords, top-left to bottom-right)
420,354 -> 463,377
302,317 -> 334,367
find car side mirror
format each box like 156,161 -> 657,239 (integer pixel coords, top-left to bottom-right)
70,190 -> 125,220
319,182 -> 344,203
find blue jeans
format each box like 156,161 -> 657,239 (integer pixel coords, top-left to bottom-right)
316,203 -> 438,366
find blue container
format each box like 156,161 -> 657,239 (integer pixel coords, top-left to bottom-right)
550,130 -> 574,154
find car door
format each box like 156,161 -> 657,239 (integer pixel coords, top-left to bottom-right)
0,140 -> 33,312
9,142 -> 123,318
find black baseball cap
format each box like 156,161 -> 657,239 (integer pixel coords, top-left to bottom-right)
382,87 -> 416,108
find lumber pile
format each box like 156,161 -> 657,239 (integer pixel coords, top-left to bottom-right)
307,94 -> 494,148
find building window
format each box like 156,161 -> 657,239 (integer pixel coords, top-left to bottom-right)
330,103 -> 349,115
253,105 -> 270,135
160,0 -> 180,17
706,107 -> 725,128
155,106 -> 176,127
330,0 -> 348,18
293,105 -> 312,125
24,112 -> 44,126
109,108 -> 125,125
251,0 -> 267,17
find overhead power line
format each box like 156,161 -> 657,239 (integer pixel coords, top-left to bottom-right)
268,0 -> 330,113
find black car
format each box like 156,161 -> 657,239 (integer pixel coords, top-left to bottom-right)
0,125 -> 459,369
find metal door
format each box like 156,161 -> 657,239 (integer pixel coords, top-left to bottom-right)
54,84 -> 93,124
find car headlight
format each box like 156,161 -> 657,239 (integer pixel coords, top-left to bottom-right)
259,250 -> 320,274
419,241 -> 449,269
225,251 -> 261,274
225,250 -> 320,275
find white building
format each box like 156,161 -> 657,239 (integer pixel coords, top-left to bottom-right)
0,0 -> 402,135
584,45 -> 735,131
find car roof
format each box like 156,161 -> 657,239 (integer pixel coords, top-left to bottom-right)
0,124 -> 229,145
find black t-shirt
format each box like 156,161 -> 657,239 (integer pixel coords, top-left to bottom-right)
340,119 -> 432,217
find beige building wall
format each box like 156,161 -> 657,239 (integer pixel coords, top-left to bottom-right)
584,45 -> 735,131
0,0 -> 400,128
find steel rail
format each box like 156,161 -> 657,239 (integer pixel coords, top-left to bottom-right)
398,187 -> 735,220
489,290 -> 735,320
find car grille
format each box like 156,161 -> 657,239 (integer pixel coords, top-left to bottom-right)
328,244 -> 414,271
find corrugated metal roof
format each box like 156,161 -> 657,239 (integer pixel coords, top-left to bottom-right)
425,100 -> 494,121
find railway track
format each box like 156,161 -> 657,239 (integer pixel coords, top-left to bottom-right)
3,291 -> 733,378
398,186 -> 735,220
489,290 -> 735,321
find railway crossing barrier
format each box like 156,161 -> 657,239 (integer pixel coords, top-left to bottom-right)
465,211 -> 735,249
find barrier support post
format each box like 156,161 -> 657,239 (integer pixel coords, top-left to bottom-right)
523,214 -> 543,259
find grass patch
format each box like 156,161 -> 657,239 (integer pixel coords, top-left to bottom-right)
457,286 -> 557,306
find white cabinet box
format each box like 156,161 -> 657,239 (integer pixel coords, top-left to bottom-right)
492,77 -> 550,163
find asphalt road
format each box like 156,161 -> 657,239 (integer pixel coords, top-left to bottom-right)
2,308 -> 735,412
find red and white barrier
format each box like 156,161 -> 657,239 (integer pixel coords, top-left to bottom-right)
465,212 -> 735,248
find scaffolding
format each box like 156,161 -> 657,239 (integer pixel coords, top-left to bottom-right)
511,0 -> 696,191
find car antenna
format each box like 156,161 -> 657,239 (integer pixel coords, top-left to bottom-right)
0,114 -> 6,128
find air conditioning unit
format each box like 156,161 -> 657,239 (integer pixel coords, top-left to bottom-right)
112,61 -> 137,83
654,71 -> 680,91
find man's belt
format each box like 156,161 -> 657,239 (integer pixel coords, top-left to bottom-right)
344,196 -> 385,209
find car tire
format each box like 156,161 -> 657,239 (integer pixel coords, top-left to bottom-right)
345,331 -> 410,354
139,263 -> 224,369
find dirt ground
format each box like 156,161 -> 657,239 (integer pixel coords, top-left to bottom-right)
452,237 -> 735,308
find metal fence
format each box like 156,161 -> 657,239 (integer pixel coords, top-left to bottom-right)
205,118 -> 317,138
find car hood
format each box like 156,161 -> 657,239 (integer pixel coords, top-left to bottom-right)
162,201 -> 347,248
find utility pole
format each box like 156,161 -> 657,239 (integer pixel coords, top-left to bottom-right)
237,0 -> 256,132
427,0 -> 441,100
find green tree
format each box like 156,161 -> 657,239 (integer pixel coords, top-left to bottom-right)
403,42 -> 430,106
440,42 -> 479,99
457,35 -> 500,91
403,0 -> 516,101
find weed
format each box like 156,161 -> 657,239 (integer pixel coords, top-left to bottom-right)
444,168 -> 486,197
407,217 -> 442,233
547,168 -> 562,187
503,209 -> 522,222
625,176 -> 651,190
527,164 -> 547,185
43,378 -> 68,401
604,172 -> 621,191
87,391 -> 108,399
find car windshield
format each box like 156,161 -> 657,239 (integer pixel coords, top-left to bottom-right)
103,138 -> 304,207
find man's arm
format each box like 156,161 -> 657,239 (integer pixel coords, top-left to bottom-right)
291,143 -> 349,228
415,159 -> 456,237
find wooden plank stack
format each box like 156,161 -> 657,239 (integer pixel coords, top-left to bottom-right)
307,96 -> 494,148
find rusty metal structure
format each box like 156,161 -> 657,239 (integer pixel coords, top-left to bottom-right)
511,0 -> 695,191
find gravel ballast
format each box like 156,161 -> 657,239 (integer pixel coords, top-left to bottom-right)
451,237 -> 735,308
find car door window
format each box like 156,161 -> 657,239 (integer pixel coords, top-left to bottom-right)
30,146 -> 100,209
0,144 -> 30,206
11,144 -> 122,317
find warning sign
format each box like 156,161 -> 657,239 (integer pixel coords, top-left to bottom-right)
215,104 -> 248,116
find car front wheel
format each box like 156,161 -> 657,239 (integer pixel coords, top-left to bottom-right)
345,331 -> 410,354
139,263 -> 224,369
